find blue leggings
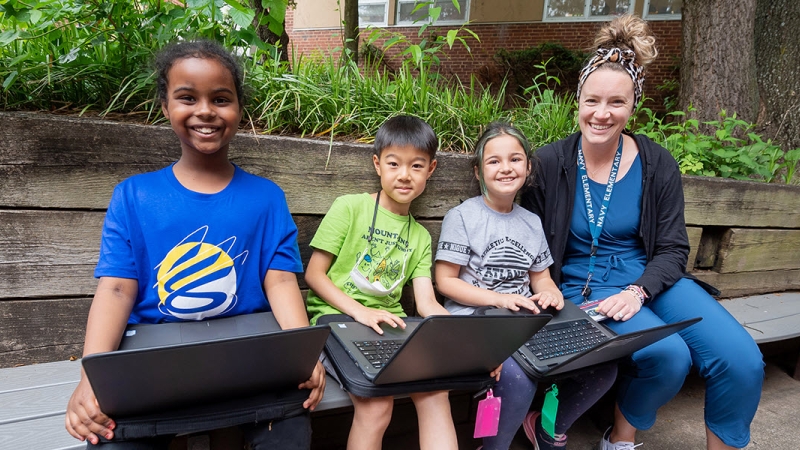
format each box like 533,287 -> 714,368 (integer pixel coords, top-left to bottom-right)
482,357 -> 617,450
604,278 -> 764,448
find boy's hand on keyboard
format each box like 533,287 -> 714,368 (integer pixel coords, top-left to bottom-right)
493,292 -> 540,314
353,306 -> 406,334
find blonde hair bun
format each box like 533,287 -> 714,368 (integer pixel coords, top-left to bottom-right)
593,15 -> 658,67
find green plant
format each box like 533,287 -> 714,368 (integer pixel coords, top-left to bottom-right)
511,60 -> 578,149
495,43 -> 589,97
633,107 -> 798,183
0,0 -> 286,114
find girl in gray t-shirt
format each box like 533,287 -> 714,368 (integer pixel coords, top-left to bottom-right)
435,122 -> 616,450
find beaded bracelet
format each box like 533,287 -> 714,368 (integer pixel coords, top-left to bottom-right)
624,285 -> 647,305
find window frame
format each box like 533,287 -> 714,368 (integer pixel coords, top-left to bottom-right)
542,0 -> 636,22
642,0 -> 682,21
358,0 -> 390,27
395,0 -> 470,27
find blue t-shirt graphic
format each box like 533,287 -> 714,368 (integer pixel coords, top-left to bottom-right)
95,164 -> 303,324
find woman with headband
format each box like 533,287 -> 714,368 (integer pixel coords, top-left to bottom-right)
521,15 -> 764,450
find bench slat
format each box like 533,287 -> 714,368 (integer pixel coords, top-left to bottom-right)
719,293 -> 800,343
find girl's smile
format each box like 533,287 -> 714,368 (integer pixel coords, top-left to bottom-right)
161,57 -> 242,159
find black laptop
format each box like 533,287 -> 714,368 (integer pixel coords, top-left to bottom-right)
327,314 -> 551,385
485,302 -> 701,378
82,312 -> 330,417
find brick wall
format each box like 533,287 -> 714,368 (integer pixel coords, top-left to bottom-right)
286,9 -> 682,110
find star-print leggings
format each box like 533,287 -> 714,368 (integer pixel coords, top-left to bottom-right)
482,357 -> 617,450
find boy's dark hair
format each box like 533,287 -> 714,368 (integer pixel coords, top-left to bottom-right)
373,115 -> 438,160
471,122 -> 538,196
155,40 -> 245,106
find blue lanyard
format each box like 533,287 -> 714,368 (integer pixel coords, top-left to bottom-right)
577,136 -> 623,298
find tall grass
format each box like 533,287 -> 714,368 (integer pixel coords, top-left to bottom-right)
1,1 -> 797,183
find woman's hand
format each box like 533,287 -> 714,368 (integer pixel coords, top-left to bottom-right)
597,290 -> 642,321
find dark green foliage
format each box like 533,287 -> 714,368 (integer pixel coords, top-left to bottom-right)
494,43 -> 589,98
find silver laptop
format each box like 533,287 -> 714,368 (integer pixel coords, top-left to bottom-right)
82,312 -> 329,417
486,303 -> 700,377
328,314 -> 551,385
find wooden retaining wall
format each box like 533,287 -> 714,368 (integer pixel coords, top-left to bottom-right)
1,111 -> 799,368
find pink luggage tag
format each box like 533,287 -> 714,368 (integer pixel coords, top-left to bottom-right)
473,388 -> 501,438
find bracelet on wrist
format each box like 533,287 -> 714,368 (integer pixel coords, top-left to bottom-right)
624,285 -> 647,305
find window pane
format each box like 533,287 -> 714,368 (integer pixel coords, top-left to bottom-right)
546,0 -> 586,18
590,0 -> 631,16
435,0 -> 467,21
647,0 -> 682,15
359,4 -> 387,24
398,2 -> 429,23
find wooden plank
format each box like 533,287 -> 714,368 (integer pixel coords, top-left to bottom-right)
715,228 -> 800,273
0,210 -> 102,299
682,175 -> 800,228
0,382 -> 76,423
0,211 -> 103,265
0,112 -> 477,217
0,414 -> 84,450
686,226 -> 702,272
0,360 -> 81,392
0,298 -> 92,361
692,269 -> 800,298
718,293 -> 800,344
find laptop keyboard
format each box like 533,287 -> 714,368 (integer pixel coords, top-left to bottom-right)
354,340 -> 404,369
525,319 -> 608,360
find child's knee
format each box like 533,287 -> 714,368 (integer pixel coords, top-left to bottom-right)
409,390 -> 452,413
352,395 -> 394,425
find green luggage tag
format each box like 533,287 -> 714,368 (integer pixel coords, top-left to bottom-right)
541,384 -> 559,438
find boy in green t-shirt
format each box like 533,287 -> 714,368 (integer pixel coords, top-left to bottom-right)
305,116 -> 457,450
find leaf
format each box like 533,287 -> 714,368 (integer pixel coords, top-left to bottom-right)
0,29 -> 20,46
223,0 -> 250,12
451,0 -> 462,13
408,44 -> 422,66
429,6 -> 441,23
228,6 -> 256,29
29,8 -> 42,24
446,29 -> 457,48
2,71 -> 18,91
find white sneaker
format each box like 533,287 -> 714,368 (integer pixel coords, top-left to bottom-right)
595,427 -> 642,450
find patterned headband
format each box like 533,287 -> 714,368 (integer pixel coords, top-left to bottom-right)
577,47 -> 645,109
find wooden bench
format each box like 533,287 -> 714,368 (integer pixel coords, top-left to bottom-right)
1,112 -> 800,448
0,362 -> 356,450
719,292 -> 800,380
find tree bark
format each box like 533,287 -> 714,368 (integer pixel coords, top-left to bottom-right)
755,0 -> 800,151
343,0 -> 359,63
679,0 -> 759,126
252,1 -> 290,63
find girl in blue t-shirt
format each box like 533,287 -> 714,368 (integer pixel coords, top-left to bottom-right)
65,40 -> 324,449
435,122 -> 616,450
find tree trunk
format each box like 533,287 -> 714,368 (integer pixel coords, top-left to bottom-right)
343,0 -> 359,63
755,0 -> 800,151
679,0 -> 759,126
252,1 -> 290,63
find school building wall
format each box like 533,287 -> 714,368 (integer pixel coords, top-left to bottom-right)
285,2 -> 681,110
